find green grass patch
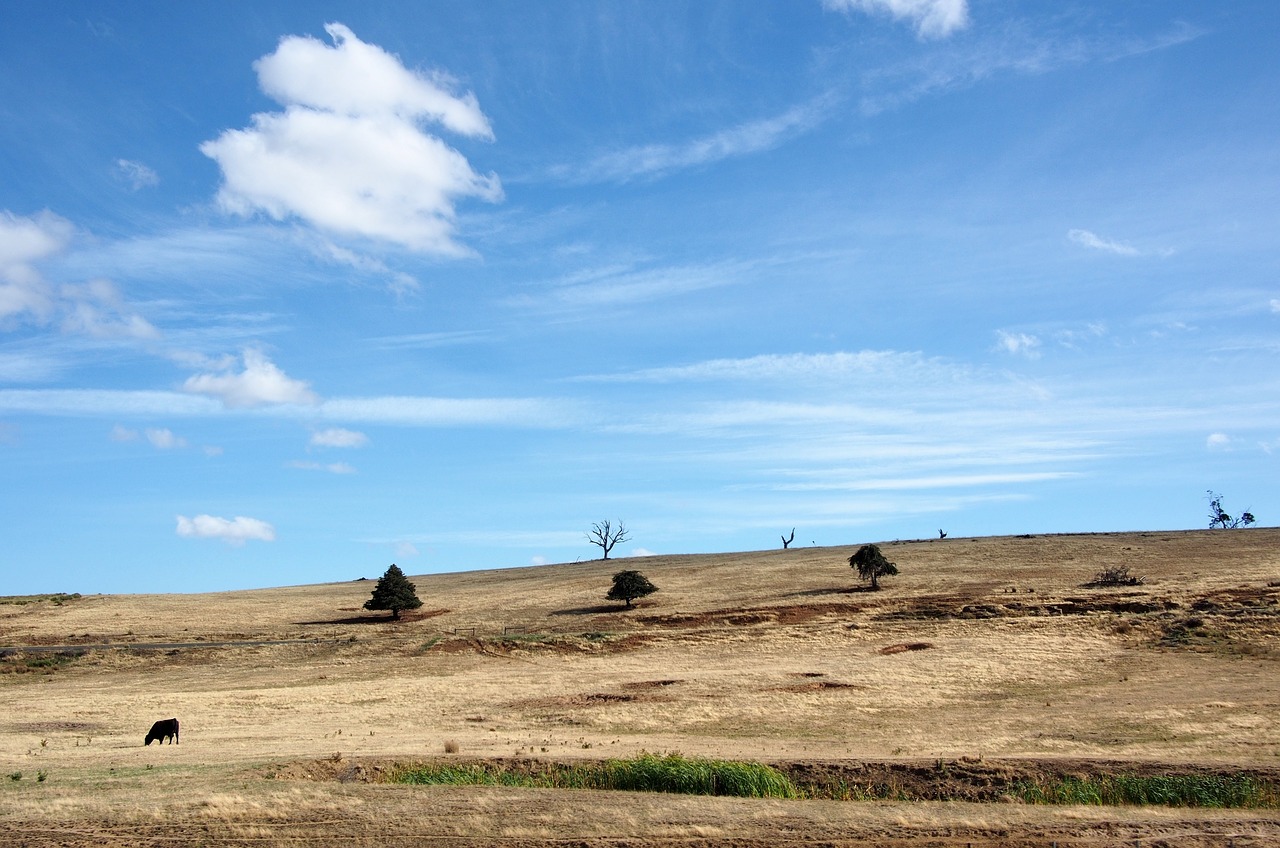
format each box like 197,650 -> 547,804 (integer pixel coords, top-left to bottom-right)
0,650 -> 85,675
393,753 -> 798,799
1013,774 -> 1279,808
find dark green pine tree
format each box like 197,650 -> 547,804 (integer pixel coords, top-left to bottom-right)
364,564 -> 423,620
848,544 -> 899,591
606,570 -> 658,608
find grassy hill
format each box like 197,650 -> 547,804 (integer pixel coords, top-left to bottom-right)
2,529 -> 1278,846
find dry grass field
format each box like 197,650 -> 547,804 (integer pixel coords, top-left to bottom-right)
2,529 -> 1278,846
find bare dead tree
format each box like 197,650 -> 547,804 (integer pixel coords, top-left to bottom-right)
1207,490 -> 1256,529
587,520 -> 630,560
781,528 -> 795,549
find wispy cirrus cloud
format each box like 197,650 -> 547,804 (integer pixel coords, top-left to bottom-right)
113,159 -> 159,190
858,20 -> 1201,115
507,258 -> 765,313
557,96 -> 835,184
572,350 -> 966,384
202,23 -> 501,255
824,0 -> 969,40
1068,228 -> 1141,257
289,459 -> 356,474
175,514 -> 275,545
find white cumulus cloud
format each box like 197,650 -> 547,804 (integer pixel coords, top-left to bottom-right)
201,22 -> 501,255
1206,433 -> 1231,450
175,514 -> 276,545
824,0 -> 969,39
309,427 -> 368,448
183,348 -> 318,409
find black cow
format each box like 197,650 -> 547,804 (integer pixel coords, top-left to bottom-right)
144,717 -> 179,746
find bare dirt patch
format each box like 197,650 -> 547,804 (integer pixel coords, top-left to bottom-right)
879,642 -> 936,655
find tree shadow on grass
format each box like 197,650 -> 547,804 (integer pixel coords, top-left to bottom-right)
550,602 -> 654,616
296,608 -> 449,625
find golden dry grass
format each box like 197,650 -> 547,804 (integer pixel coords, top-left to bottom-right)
2,529 -> 1278,845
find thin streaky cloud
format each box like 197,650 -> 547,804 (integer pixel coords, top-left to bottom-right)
571,350 -> 968,384
1068,228 -> 1140,257
771,470 -> 1079,492
309,427 -> 368,448
560,95 -> 836,184
824,0 -> 970,40
859,20 -> 1201,115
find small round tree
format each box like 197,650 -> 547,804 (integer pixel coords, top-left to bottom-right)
363,563 -> 423,620
849,544 -> 898,591
607,570 -> 657,608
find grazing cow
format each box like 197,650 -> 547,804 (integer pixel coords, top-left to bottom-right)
144,718 -> 179,746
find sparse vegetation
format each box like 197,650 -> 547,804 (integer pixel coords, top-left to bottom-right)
362,564 -> 423,620
1084,565 -> 1145,587
0,593 -> 81,606
849,544 -> 898,590
586,519 -> 630,560
606,570 -> 657,608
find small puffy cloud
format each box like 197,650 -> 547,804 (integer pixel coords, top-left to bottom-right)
309,427 -> 368,448
1270,298 -> 1280,314
395,541 -> 420,559
114,159 -> 159,190
995,330 -> 1041,358
289,460 -> 357,474
1206,433 -> 1232,450
530,555 -> 548,566
628,548 -> 657,558
1068,228 -> 1140,257
203,445 -> 224,457
824,0 -> 969,39
110,424 -> 139,442
201,22 -> 501,255
175,514 -> 275,545
146,427 -> 187,450
183,348 -> 318,408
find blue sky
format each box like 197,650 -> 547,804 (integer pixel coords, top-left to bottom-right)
2,1 -> 1276,595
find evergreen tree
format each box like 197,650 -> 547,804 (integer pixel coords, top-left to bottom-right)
848,544 -> 899,591
363,563 -> 423,620
606,570 -> 658,608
